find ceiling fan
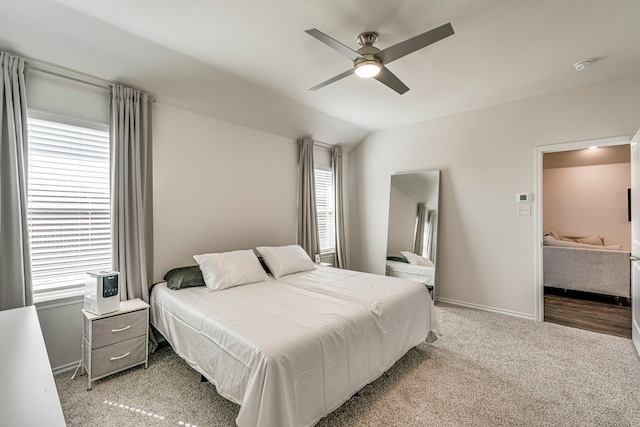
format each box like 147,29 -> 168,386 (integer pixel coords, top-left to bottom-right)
305,23 -> 454,95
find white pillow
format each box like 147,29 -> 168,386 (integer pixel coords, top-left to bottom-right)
255,245 -> 315,279
193,249 -> 269,291
400,251 -> 435,267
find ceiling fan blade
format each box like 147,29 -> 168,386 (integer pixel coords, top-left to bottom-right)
309,69 -> 355,91
378,22 -> 454,64
305,28 -> 362,61
374,66 -> 410,94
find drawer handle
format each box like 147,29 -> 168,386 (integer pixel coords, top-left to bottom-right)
110,352 -> 131,361
111,325 -> 132,333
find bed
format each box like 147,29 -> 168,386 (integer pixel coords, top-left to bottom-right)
150,260 -> 440,427
385,259 -> 435,288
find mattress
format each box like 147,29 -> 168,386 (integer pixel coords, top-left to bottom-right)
150,266 -> 440,427
385,260 -> 435,287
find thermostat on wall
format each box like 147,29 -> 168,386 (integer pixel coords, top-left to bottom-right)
516,193 -> 530,203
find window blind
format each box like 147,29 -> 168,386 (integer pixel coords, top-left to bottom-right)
314,168 -> 335,253
27,117 -> 111,294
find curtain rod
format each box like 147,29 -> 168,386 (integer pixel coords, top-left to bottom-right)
28,63 -> 158,103
29,66 -> 109,90
314,140 -> 334,150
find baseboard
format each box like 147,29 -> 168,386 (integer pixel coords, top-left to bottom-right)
53,360 -> 81,375
435,297 -> 536,321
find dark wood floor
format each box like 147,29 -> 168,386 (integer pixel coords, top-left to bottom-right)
544,287 -> 632,338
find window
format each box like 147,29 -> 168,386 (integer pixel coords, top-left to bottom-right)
314,167 -> 335,254
27,116 -> 111,296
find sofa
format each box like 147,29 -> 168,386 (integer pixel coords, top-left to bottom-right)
543,232 -> 630,298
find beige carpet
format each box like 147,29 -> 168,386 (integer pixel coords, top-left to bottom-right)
55,303 -> 640,426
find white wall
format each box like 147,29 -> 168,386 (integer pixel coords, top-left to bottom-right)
544,163 -> 631,250
36,299 -> 84,372
349,73 -> 640,317
27,70 -> 109,124
152,103 -> 299,281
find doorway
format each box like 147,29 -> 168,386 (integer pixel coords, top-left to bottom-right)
534,136 -> 634,338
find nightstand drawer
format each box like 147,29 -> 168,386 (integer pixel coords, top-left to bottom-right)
89,309 -> 147,349
79,299 -> 149,390
90,336 -> 146,379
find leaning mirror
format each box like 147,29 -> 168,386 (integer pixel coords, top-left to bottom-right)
385,170 -> 440,298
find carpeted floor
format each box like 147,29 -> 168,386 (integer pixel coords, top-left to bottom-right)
55,303 -> 640,426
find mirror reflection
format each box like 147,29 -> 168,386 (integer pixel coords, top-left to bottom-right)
385,170 -> 440,298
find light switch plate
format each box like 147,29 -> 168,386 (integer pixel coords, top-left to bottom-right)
517,204 -> 531,216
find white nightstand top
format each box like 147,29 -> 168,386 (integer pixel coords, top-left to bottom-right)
82,298 -> 149,320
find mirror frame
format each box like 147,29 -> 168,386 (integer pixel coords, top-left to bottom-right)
385,170 -> 440,297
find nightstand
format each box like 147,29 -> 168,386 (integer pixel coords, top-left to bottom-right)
80,298 -> 149,390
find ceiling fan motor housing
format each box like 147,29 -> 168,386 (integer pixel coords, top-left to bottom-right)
355,32 -> 382,68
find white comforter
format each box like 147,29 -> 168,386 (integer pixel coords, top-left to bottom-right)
150,266 -> 440,427
385,260 -> 435,287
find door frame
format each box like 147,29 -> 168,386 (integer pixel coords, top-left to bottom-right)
533,135 -> 634,322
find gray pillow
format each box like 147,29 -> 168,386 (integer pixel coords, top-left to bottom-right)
164,265 -> 206,290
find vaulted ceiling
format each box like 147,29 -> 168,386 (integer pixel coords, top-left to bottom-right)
1,0 -> 639,149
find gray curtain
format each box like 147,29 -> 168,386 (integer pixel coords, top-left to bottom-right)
331,146 -> 347,268
413,202 -> 427,256
297,137 -> 320,260
110,85 -> 153,304
425,209 -> 437,263
0,52 -> 32,310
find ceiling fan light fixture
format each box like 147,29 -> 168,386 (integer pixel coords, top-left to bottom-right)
306,23 -> 454,93
354,60 -> 381,78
